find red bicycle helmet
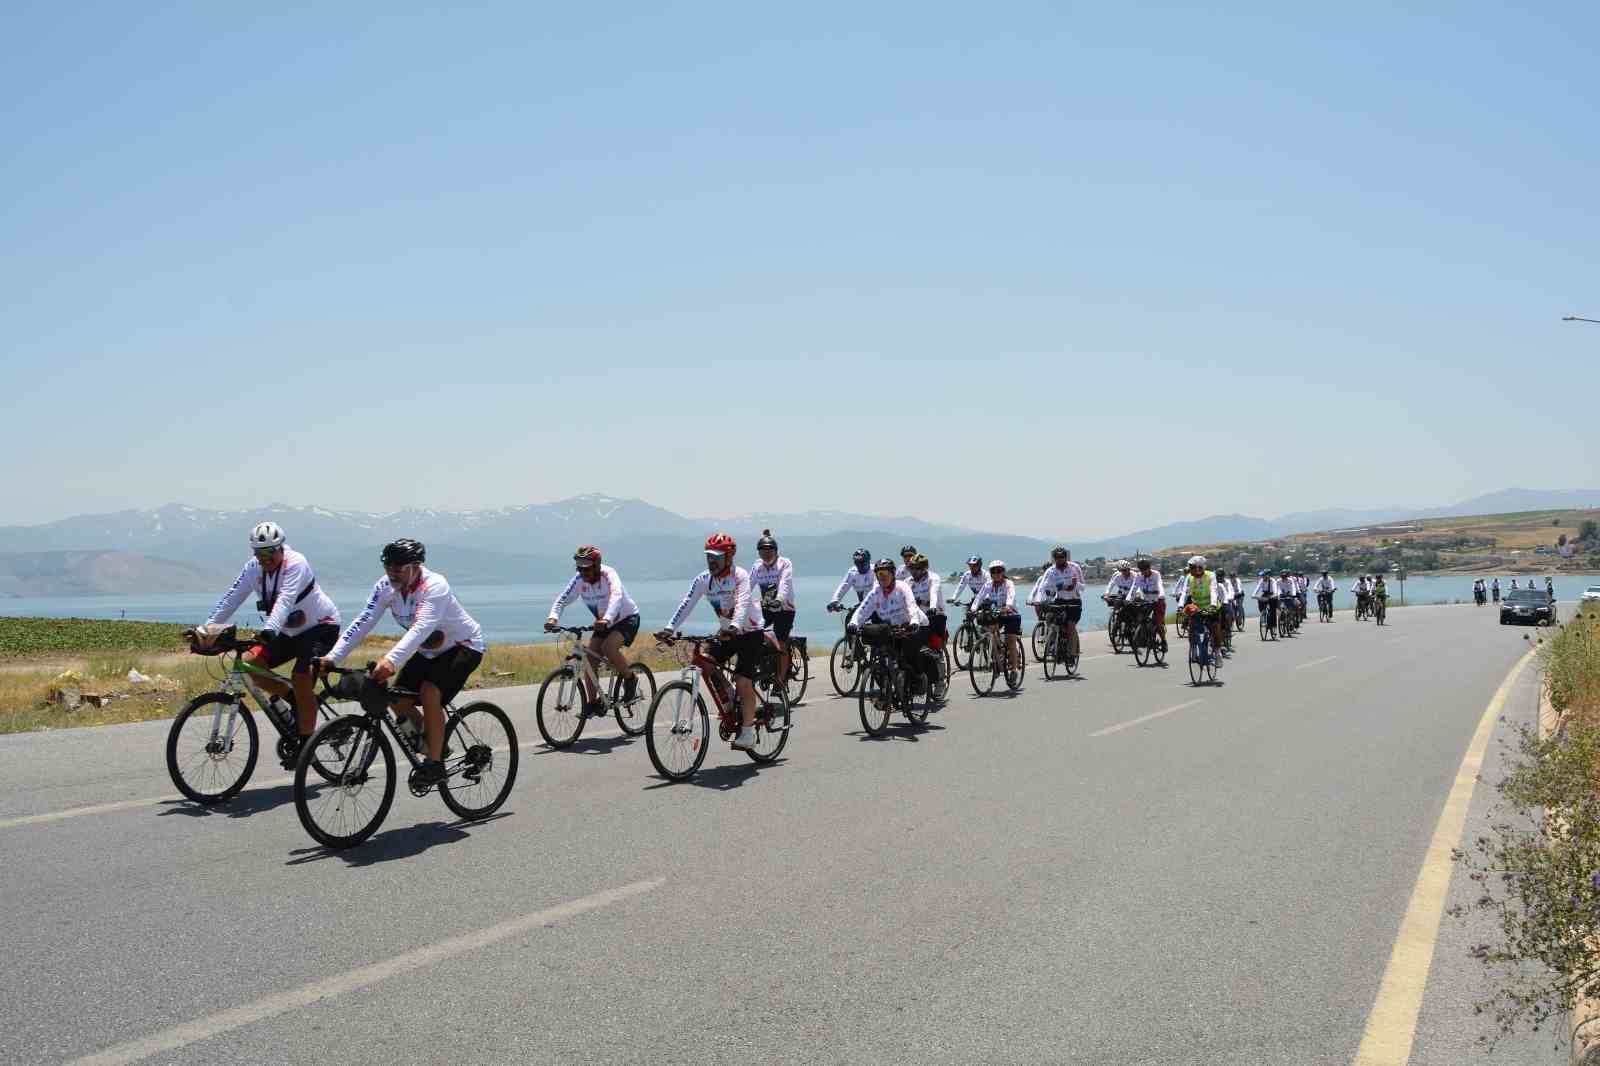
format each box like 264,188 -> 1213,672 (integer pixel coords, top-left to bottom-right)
704,531 -> 736,556
573,545 -> 602,566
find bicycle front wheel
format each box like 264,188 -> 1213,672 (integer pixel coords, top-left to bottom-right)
295,715 -> 395,850
1042,626 -> 1061,680
167,693 -> 258,805
1030,622 -> 1046,663
859,660 -> 893,736
829,637 -> 863,696
968,634 -> 997,695
535,666 -> 585,748
783,643 -> 810,706
748,675 -> 791,763
1004,638 -> 1026,691
439,701 -> 518,820
644,681 -> 710,782
611,662 -> 656,737
952,622 -> 976,671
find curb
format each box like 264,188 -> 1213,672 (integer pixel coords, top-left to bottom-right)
1542,676 -> 1600,1066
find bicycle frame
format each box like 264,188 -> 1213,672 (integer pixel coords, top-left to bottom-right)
200,650 -> 299,750
663,640 -> 741,734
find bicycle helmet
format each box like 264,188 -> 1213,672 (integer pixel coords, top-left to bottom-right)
381,538 -> 426,565
1135,557 -> 1152,568
756,529 -> 778,551
900,544 -> 917,556
249,521 -> 285,550
852,547 -> 871,564
1117,559 -> 1133,570
1259,569 -> 1271,577
704,531 -> 736,557
989,560 -> 1007,571
1051,545 -> 1068,560
910,552 -> 929,569
1187,555 -> 1205,568
873,557 -> 897,574
573,544 -> 602,566
966,554 -> 982,566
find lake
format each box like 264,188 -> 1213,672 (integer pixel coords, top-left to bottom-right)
2,571 -> 1592,649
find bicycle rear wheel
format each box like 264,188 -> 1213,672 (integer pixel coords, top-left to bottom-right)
644,681 -> 710,782
535,666 -> 585,748
829,637 -> 863,696
166,693 -> 258,805
611,662 -> 656,737
748,675 -> 791,763
295,715 -> 395,850
782,642 -> 810,706
1030,622 -> 1046,662
967,634 -> 997,695
952,622 -> 976,671
1042,626 -> 1061,680
1004,637 -> 1026,691
859,659 -> 893,736
438,701 -> 518,820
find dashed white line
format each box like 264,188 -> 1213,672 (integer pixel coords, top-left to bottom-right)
1089,699 -> 1204,737
65,877 -> 665,1066
1295,655 -> 1338,670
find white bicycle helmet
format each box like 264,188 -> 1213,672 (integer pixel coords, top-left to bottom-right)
249,521 -> 285,550
1187,555 -> 1206,568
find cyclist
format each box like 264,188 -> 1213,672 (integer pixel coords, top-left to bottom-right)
972,560 -> 1024,671
1174,556 -> 1226,662
319,539 -> 485,786
849,558 -> 938,694
1491,577 -> 1501,603
896,544 -> 919,581
193,521 -> 341,767
1510,578 -> 1520,591
1253,569 -> 1280,632
1547,576 -> 1556,602
1129,558 -> 1167,652
828,548 -> 877,621
952,555 -> 988,601
1314,571 -> 1337,619
1230,570 -> 1246,624
544,545 -> 641,716
1214,568 -> 1233,634
1029,546 -> 1084,663
1352,574 -> 1372,617
1103,560 -> 1138,642
905,552 -> 947,650
750,529 -> 799,682
1373,573 -> 1389,616
657,533 -> 768,752
1280,569 -> 1302,624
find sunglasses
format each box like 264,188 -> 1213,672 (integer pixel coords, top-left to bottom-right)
253,547 -> 280,558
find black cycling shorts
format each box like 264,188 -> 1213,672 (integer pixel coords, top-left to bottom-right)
396,646 -> 483,707
258,623 -> 340,676
711,630 -> 769,681
1047,601 -> 1083,624
597,614 -> 640,648
765,609 -> 795,643
984,613 -> 1022,636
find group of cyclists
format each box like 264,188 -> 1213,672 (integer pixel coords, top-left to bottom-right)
189,521 -> 1399,781
1473,576 -> 1555,605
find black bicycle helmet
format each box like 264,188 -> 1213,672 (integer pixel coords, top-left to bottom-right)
873,557 -> 897,573
1051,545 -> 1068,559
381,538 -> 426,566
757,529 -> 778,551
852,547 -> 870,564
900,544 -> 917,556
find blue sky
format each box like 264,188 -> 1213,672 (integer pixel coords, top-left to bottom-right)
2,1 -> 1596,539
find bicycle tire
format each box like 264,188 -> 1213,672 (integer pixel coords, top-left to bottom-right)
1042,626 -> 1060,680
1109,615 -> 1125,653
859,658 -> 893,735
1005,636 -> 1026,691
1133,620 -> 1152,666
438,701 -> 518,820
951,622 -> 976,671
644,681 -> 710,782
611,662 -> 656,737
1376,602 -> 1386,626
968,633 -> 997,695
166,693 -> 259,805
829,637 -> 863,696
535,666 -> 585,748
1188,642 -> 1203,685
1030,622 -> 1046,663
748,675 -> 791,763
295,715 -> 395,850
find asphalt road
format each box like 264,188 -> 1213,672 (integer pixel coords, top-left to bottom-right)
0,603 -> 1563,1065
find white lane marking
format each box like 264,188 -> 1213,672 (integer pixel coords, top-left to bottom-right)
66,877 -> 664,1066
1351,647 -> 1536,1064
0,733 -> 596,831
1089,699 -> 1204,738
1295,655 -> 1338,670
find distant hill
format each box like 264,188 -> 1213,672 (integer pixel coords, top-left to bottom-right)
0,552 -> 220,597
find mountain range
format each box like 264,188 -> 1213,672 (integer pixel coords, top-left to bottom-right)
1,488 -> 1597,595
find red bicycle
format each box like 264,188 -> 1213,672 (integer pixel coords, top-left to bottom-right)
643,634 -> 792,782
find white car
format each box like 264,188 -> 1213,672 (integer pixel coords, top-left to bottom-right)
1582,585 -> 1600,603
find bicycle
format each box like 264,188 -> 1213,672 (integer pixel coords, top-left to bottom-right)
1185,606 -> 1221,685
827,603 -> 867,696
1127,599 -> 1168,667
1317,591 -> 1334,622
1277,598 -> 1296,639
1104,596 -> 1132,653
166,626 -> 354,805
294,665 -> 518,849
762,598 -> 811,706
1037,604 -> 1081,680
1233,596 -> 1247,633
968,609 -> 1026,695
1257,598 -> 1277,642
948,599 -> 979,671
643,633 -> 791,782
1374,595 -> 1388,626
857,623 -> 944,735
534,625 -> 657,748
1355,594 -> 1371,622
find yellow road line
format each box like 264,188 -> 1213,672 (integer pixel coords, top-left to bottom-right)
1351,646 -> 1536,1065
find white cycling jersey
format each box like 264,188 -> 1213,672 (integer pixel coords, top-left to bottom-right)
1254,577 -> 1279,599
1029,562 -> 1085,604
951,570 -> 987,600
329,567 -> 485,667
831,566 -> 876,605
908,572 -> 945,613
207,547 -> 340,636
1104,572 -> 1137,598
667,565 -> 765,633
1314,577 -> 1337,594
547,564 -> 638,625
1130,570 -> 1164,599
973,577 -> 1018,613
854,580 -> 929,628
1173,571 -> 1222,609
895,564 -> 912,582
1231,577 -> 1245,599
749,556 -> 796,612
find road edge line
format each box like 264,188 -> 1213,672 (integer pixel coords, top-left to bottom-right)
64,877 -> 665,1066
1351,645 -> 1536,1065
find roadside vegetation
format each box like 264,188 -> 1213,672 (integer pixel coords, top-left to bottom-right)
1450,603 -> 1600,1044
0,617 -> 679,735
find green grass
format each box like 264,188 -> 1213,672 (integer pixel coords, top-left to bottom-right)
0,617 -> 196,660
